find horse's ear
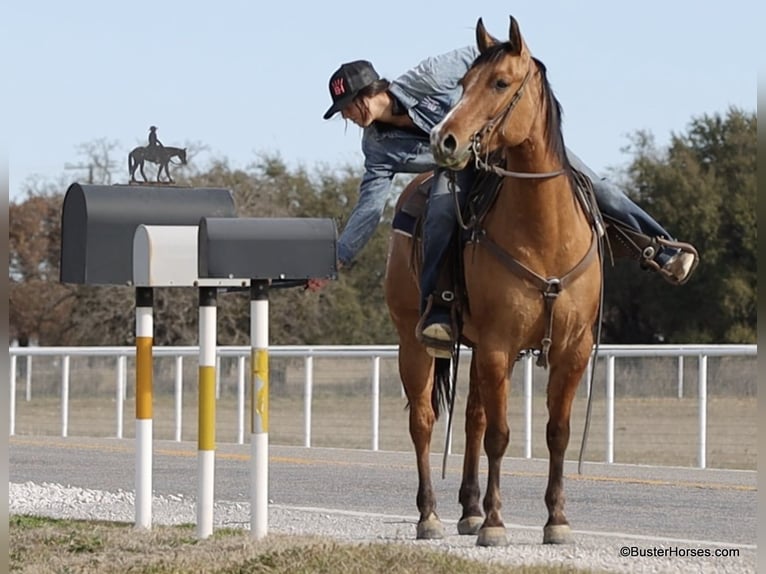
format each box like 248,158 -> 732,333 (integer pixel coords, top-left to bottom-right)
476,18 -> 498,54
508,16 -> 523,55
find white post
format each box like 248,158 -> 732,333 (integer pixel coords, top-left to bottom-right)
698,354 -> 707,469
585,355 -> 593,399
61,355 -> 70,438
371,356 -> 380,451
523,354 -> 533,459
116,355 -> 125,439
135,287 -> 154,530
237,355 -> 246,445
250,281 -> 269,540
10,355 -> 17,436
25,355 -> 32,402
605,355 -> 615,464
303,355 -> 313,448
174,355 -> 184,442
196,288 -> 217,540
677,356 -> 684,399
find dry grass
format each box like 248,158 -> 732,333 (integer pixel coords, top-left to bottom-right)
12,353 -> 757,469
13,394 -> 756,470
10,515 -> 602,574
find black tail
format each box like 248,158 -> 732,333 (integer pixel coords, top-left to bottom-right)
431,357 -> 453,419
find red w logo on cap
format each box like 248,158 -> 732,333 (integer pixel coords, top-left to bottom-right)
331,78 -> 345,96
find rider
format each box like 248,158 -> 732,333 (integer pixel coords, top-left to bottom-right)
317,46 -> 698,356
148,126 -> 163,156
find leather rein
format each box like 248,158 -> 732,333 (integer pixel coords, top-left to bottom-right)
463,66 -> 599,368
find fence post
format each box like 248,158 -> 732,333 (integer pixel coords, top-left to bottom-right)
304,355 -> 313,448
372,356 -> 380,452
10,354 -> 17,436
237,354 -> 245,445
698,354 -> 707,469
61,355 -> 70,438
175,355 -> 184,442
677,356 -> 684,399
116,355 -> 126,439
605,355 -> 615,464
25,355 -> 32,402
524,354 -> 533,459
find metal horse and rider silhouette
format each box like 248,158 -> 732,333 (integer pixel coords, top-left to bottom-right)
128,126 -> 187,183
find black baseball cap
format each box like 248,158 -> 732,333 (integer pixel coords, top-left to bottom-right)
323,60 -> 380,120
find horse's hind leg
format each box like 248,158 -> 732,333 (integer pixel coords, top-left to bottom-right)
398,332 -> 444,540
543,339 -> 591,544
457,351 -> 484,535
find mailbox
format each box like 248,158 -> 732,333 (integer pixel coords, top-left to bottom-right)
198,217 -> 338,281
133,225 -> 248,288
60,183 -> 236,285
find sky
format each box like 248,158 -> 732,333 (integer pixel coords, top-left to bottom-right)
7,0 -> 760,201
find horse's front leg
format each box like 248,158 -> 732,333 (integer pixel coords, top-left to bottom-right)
475,347 -> 512,547
399,332 -> 443,540
542,340 -> 590,544
458,351 -> 484,535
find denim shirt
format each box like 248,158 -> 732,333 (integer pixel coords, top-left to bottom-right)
337,46 -> 479,265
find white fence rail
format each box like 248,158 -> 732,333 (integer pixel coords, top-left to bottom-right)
8,344 -> 756,469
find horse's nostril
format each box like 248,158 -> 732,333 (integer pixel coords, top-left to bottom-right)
442,134 -> 458,155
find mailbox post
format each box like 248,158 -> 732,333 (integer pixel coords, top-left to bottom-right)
198,217 -> 337,539
60,184 -> 237,531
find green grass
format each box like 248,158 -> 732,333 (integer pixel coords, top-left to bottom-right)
10,515 -> 605,574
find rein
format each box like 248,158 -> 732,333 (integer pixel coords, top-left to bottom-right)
470,67 -> 566,181
459,62 -> 598,369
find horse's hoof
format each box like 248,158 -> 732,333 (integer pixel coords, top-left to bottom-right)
476,526 -> 508,547
457,516 -> 483,535
543,524 -> 573,544
416,514 -> 444,540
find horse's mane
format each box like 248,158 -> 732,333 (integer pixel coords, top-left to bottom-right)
470,45 -> 571,172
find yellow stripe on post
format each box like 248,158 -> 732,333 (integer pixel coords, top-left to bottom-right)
251,349 -> 269,433
198,365 -> 216,451
136,336 -> 153,420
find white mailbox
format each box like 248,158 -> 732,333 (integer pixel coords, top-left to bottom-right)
133,225 -> 248,288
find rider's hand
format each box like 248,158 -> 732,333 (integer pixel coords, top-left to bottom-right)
305,262 -> 344,292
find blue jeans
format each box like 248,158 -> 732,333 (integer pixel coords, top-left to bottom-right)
419,166 -> 475,317
566,149 -> 677,265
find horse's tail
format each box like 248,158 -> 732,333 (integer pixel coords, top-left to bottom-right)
128,151 -> 134,173
431,357 -> 452,420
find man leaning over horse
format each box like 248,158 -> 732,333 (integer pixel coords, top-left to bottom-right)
308,44 -> 699,357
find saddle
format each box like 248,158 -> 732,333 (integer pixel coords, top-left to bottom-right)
392,167 -> 681,351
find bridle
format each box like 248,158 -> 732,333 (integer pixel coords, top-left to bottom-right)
469,65 -> 566,180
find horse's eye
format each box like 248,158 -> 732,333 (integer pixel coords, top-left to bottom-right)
494,79 -> 510,90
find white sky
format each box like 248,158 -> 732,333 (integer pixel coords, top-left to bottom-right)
7,0 -> 759,200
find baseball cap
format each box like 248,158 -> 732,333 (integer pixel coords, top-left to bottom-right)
323,60 -> 380,120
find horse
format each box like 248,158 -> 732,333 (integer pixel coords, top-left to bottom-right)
383,16 -> 602,546
128,145 -> 187,183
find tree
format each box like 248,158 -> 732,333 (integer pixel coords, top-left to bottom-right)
601,107 -> 756,343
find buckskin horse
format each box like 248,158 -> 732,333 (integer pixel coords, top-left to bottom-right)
128,145 -> 187,183
384,17 -> 602,546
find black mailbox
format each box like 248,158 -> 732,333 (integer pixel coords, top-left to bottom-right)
60,184 -> 236,285
198,217 -> 338,281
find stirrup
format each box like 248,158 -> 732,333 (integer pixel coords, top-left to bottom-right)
415,295 -> 455,358
641,237 -> 700,285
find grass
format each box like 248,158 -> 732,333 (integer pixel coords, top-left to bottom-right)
10,515 -> 604,574
13,393 -> 756,470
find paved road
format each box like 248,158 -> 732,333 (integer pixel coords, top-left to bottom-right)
10,435 -> 756,547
